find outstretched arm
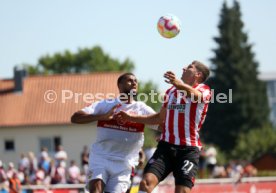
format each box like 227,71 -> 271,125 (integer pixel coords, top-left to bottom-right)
114,107 -> 166,125
71,105 -> 117,124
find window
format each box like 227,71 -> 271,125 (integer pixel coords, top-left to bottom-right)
4,140 -> 15,152
39,136 -> 61,154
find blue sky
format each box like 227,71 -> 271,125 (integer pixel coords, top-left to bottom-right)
1,0 -> 275,92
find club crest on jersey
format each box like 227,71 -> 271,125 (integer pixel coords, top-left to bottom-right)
116,119 -> 127,125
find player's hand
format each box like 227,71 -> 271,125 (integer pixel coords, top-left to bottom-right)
102,104 -> 119,120
114,111 -> 131,123
164,71 -> 183,87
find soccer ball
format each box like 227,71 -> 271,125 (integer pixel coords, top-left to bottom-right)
157,14 -> 181,39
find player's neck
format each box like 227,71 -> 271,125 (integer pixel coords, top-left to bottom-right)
119,95 -> 134,104
183,76 -> 201,86
183,80 -> 197,87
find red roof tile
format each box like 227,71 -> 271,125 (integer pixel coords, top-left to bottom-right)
0,72 -> 121,127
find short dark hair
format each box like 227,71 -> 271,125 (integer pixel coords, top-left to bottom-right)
117,72 -> 135,86
193,61 -> 210,83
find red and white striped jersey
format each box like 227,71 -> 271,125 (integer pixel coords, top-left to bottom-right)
161,84 -> 211,148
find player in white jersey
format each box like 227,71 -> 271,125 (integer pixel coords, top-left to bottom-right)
71,73 -> 157,193
115,61 -> 211,193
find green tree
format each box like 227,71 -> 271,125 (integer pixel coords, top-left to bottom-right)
24,46 -> 134,75
138,81 -> 162,148
202,1 -> 270,152
138,81 -> 161,111
232,126 -> 276,161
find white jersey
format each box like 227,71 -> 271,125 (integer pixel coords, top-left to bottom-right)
82,98 -> 156,167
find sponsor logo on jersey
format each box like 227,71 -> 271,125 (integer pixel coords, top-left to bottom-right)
168,104 -> 186,112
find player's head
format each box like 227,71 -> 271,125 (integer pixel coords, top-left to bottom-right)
117,73 -> 138,95
182,61 -> 210,85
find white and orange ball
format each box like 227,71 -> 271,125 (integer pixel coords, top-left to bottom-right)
157,14 -> 181,38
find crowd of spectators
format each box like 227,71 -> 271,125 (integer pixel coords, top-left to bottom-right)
0,145 -> 89,191
0,144 -> 258,192
198,145 -> 258,180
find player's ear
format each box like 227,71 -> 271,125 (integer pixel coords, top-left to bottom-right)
196,71 -> 203,81
117,83 -> 123,92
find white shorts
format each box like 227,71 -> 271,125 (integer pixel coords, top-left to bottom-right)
87,155 -> 132,193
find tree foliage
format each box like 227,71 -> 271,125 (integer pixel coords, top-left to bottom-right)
138,81 -> 162,111
202,1 -> 270,152
138,81 -> 162,148
24,46 -> 134,75
231,126 -> 276,161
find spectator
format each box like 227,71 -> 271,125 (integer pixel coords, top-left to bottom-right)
243,163 -> 257,177
225,163 -> 235,178
78,171 -> 87,184
18,153 -> 29,173
40,154 -> 51,175
212,165 -> 227,178
28,151 -> 38,177
34,165 -> 45,185
51,161 -> 66,184
205,145 -> 217,177
6,163 -> 17,179
9,173 -> 21,193
80,146 -> 89,173
17,166 -> 26,185
228,161 -> 244,182
39,147 -> 49,166
198,147 -> 207,178
0,160 -> 9,192
67,160 -> 80,184
54,145 -> 68,166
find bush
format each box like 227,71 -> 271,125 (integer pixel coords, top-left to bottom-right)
231,126 -> 276,161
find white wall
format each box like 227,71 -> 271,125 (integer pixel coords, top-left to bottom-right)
0,123 -> 97,167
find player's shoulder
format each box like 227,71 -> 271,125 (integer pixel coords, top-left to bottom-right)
134,101 -> 154,110
91,98 -> 118,106
166,86 -> 176,92
105,98 -> 118,103
197,83 -> 211,91
135,101 -> 149,107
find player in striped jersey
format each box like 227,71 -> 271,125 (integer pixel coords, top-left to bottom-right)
115,61 -> 211,193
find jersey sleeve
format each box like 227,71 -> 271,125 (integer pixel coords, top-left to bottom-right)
140,102 -> 158,130
141,104 -> 156,115
196,84 -> 211,103
81,100 -> 105,114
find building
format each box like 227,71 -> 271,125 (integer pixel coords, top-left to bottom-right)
0,68 -> 120,166
259,72 -> 276,126
252,153 -> 276,171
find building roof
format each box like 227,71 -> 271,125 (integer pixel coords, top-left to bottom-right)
0,72 -> 121,127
